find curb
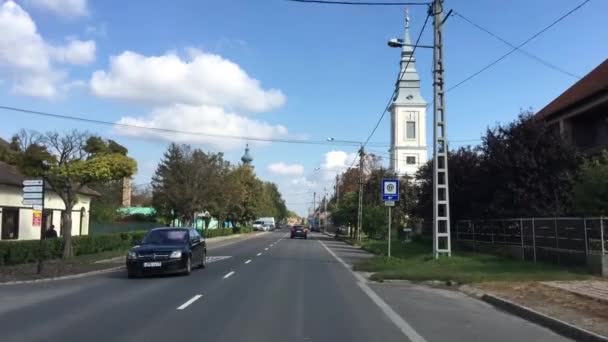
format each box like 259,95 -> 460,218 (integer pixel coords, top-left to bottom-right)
481,293 -> 608,342
0,266 -> 125,286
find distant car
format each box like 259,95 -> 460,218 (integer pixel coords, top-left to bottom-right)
262,223 -> 273,231
126,227 -> 206,278
252,221 -> 264,231
290,225 -> 307,239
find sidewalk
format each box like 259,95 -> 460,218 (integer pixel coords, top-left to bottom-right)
541,279 -> 608,304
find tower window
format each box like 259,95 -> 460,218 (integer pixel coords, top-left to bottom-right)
406,156 -> 416,165
406,121 -> 416,139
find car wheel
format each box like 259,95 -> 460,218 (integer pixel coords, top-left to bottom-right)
127,271 -> 138,279
304,235 -> 308,239
200,251 -> 206,269
184,256 -> 192,275
290,235 -> 294,239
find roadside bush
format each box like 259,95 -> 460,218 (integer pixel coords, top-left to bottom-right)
0,231 -> 147,265
204,228 -> 233,239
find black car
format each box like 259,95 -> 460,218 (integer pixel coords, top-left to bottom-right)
126,227 -> 206,278
290,225 -> 308,239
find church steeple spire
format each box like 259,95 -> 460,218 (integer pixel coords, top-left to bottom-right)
393,7 -> 426,106
241,144 -> 253,166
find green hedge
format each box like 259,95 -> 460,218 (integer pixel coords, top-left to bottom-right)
0,231 -> 146,265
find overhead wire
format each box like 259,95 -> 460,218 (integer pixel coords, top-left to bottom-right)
0,105 -> 389,148
283,0 -> 429,6
452,11 -> 581,80
446,0 -> 592,93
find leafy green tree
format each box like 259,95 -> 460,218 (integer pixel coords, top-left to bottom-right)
573,151 -> 608,216
14,131 -> 137,257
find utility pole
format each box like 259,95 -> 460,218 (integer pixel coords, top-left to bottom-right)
323,193 -> 328,233
335,174 -> 340,208
312,192 -> 316,229
430,0 -> 452,258
357,146 -> 365,243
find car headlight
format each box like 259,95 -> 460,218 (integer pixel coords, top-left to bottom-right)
169,251 -> 182,259
127,251 -> 138,260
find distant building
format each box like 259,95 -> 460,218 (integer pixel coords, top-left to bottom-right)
390,9 -> 428,176
536,58 -> 608,154
241,144 -> 253,167
0,161 -> 99,240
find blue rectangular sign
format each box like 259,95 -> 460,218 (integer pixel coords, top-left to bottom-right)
382,179 -> 399,202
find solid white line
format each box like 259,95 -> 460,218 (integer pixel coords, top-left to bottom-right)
257,252 -> 262,256
223,271 -> 235,279
177,294 -> 203,310
317,239 -> 428,342
245,259 -> 252,264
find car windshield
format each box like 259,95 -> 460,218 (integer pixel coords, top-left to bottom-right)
254,221 -> 263,225
141,230 -> 188,245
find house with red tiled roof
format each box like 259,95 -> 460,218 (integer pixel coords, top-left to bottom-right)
536,58 -> 608,154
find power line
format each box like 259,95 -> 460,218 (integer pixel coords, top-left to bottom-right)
453,11 -> 581,80
362,11 -> 431,148
283,0 -> 429,6
0,105 -> 389,148
446,0 -> 591,93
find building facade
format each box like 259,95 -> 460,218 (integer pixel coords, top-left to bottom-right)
536,58 -> 608,154
0,161 -> 97,241
390,10 -> 428,177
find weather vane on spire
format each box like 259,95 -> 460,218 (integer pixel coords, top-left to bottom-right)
405,7 -> 410,29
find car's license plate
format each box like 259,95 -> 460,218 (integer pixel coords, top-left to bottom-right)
296,230 -> 302,233
143,262 -> 162,267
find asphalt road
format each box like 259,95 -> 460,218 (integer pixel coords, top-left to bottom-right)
0,231 -> 570,342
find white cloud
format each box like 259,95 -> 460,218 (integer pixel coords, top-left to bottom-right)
90,49 -> 286,112
49,38 -> 96,65
291,177 -> 316,188
268,162 -> 304,176
85,23 -> 106,37
0,1 -> 95,97
114,104 -> 288,150
26,0 -> 88,18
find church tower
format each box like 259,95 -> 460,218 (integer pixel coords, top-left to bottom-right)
241,144 -> 253,167
389,8 -> 428,177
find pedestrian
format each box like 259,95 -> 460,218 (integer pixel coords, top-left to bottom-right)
45,225 -> 58,239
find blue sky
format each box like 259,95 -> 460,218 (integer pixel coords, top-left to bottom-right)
0,0 -> 607,216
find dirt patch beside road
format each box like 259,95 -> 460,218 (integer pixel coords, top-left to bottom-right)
477,281 -> 608,337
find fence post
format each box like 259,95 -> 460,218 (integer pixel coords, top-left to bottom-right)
583,218 -> 588,257
532,218 -> 537,263
471,220 -> 476,251
554,217 -> 559,249
601,217 -> 606,255
520,218 -> 525,261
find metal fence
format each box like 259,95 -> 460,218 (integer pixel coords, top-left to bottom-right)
453,217 -> 607,266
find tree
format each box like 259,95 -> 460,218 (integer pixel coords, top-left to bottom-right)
412,111 -> 580,221
14,131 -> 137,258
152,144 -> 199,225
573,151 -> 608,216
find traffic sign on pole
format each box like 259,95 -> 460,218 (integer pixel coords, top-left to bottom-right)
22,199 -> 43,205
23,186 -> 43,193
23,179 -> 44,186
23,192 -> 43,199
381,179 -> 399,202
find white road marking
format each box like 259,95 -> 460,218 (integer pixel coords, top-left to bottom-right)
205,256 -> 231,263
257,253 -> 262,256
316,238 -> 428,342
245,259 -> 252,264
223,271 -> 235,279
264,248 -> 269,251
177,294 -> 203,310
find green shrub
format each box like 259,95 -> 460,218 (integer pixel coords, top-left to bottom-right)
0,231 -> 147,265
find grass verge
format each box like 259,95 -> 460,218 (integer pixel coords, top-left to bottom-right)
0,249 -> 127,283
353,238 -> 590,283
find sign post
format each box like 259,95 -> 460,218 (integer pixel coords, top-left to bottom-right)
382,179 -> 399,258
23,180 -> 45,274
